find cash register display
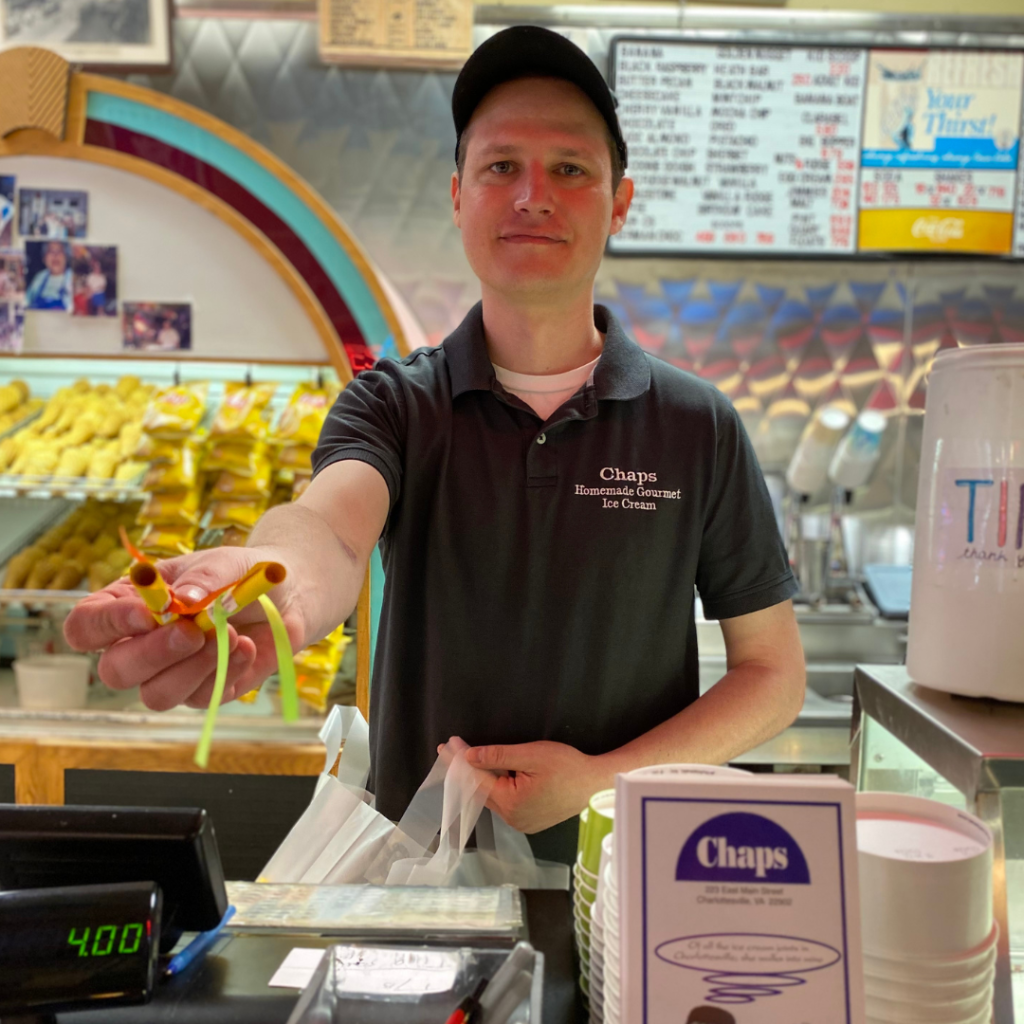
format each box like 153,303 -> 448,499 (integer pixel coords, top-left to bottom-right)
0,882 -> 161,1013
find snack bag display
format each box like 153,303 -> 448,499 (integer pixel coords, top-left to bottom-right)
142,382 -> 208,439
210,381 -> 277,442
275,444 -> 315,472
293,625 -> 352,712
211,457 -> 272,500
142,442 -> 198,491
273,381 -> 338,447
138,523 -> 198,558
137,488 -> 202,526
202,440 -> 268,477
206,498 -> 267,532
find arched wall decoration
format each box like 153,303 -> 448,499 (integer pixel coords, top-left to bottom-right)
0,47 -> 409,715
0,46 -> 411,381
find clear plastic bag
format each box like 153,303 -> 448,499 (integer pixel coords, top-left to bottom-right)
260,710 -> 569,890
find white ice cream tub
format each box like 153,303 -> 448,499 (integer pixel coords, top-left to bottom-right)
908,344 -> 1024,701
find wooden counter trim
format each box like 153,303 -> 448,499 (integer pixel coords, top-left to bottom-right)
0,737 -> 323,805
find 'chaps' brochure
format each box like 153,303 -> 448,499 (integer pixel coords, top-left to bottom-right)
616,769 -> 864,1024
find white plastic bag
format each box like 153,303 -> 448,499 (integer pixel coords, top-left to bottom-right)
259,706 -> 375,883
260,711 -> 569,890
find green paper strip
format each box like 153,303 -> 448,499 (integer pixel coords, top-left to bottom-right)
194,597 -> 229,769
258,594 -> 298,723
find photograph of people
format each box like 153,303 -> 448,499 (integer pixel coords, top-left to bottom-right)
25,240 -> 73,311
64,27 -> 805,868
0,302 -> 24,353
0,175 -> 14,247
70,244 -> 117,317
18,188 -> 89,239
0,251 -> 25,303
122,302 -> 191,351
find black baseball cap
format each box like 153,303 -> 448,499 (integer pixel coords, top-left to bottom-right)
452,25 -> 628,171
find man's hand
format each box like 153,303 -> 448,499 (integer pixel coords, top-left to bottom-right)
462,740 -> 610,834
63,545 -> 302,711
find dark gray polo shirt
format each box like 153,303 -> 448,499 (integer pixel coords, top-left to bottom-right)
313,302 -> 796,862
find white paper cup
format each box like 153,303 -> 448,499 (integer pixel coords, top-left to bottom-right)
13,654 -> 90,709
862,924 -> 999,985
857,793 -> 993,958
865,986 -> 993,1024
864,963 -> 995,1003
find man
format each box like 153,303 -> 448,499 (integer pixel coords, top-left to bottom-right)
64,27 -> 805,863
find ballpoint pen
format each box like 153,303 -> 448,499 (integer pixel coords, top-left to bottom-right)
165,905 -> 236,977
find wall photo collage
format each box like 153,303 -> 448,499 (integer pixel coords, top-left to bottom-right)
0,179 -> 192,354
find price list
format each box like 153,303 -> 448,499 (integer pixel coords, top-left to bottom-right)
610,42 -> 867,256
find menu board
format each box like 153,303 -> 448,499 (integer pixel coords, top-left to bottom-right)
609,39 -> 1024,259
319,0 -> 472,69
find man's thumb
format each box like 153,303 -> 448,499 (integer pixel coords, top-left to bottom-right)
169,547 -> 261,606
465,745 -> 511,770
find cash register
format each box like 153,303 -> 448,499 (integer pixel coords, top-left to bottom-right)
0,805 -> 227,1019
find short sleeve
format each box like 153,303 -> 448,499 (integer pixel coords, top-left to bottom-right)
312,365 -> 406,509
695,396 -> 797,620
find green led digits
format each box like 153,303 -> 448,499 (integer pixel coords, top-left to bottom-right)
92,925 -> 117,956
68,927 -> 90,957
67,924 -> 145,957
119,923 -> 143,954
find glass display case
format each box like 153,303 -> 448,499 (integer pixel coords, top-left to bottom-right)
852,665 -> 1024,1022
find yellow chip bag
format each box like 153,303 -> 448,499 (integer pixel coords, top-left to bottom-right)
139,524 -> 198,557
210,382 -> 277,441
296,668 -> 335,713
142,443 -> 198,491
142,382 -> 209,439
273,382 -> 337,446
137,488 -> 201,526
275,444 -> 314,472
211,458 -> 272,499
206,498 -> 267,532
202,440 -> 268,476
292,475 -> 312,501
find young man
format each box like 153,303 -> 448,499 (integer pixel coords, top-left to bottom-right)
64,27 -> 805,862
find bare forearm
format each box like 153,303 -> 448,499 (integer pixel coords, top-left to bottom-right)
592,663 -> 805,787
247,502 -> 365,647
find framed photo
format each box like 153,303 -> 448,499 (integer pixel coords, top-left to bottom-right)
24,239 -> 72,312
0,301 -> 25,354
0,0 -> 172,70
0,250 -> 25,303
0,176 -> 14,248
70,244 -> 117,318
123,302 -> 192,352
18,188 -> 88,240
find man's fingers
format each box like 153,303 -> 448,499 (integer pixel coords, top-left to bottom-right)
64,585 -> 156,652
136,628 -> 241,711
464,744 -> 524,772
183,643 -> 257,708
101,623 -> 236,700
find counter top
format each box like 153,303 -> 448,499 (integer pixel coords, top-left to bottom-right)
56,889 -> 584,1024
854,664 -> 1024,795
0,668 -> 323,744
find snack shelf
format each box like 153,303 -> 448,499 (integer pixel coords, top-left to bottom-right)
0,474 -> 148,501
0,588 -> 88,607
0,405 -> 43,440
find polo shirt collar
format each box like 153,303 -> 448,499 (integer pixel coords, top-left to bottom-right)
444,301 -> 651,402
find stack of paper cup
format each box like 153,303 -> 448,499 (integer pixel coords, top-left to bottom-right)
857,793 -> 996,1024
588,765 -> 749,1024
575,789 -> 615,1004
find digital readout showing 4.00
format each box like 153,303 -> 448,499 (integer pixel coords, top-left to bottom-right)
67,922 -> 146,957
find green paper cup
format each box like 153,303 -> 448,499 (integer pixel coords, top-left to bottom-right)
577,806 -> 590,859
582,789 -> 615,876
